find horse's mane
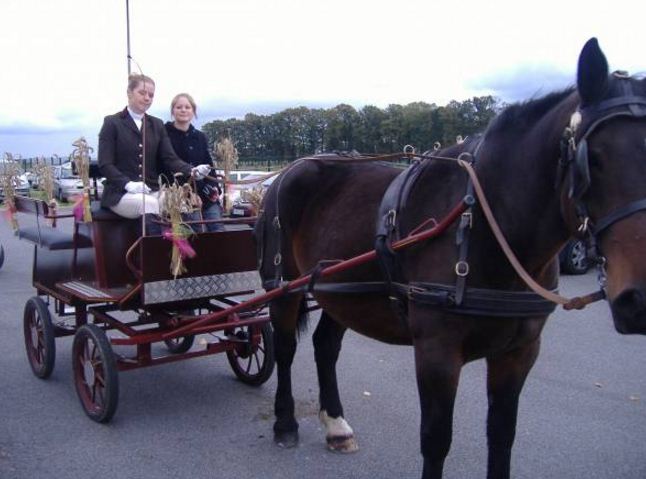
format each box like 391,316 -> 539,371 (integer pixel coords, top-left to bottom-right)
486,88 -> 575,135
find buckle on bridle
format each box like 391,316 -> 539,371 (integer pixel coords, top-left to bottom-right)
577,216 -> 590,234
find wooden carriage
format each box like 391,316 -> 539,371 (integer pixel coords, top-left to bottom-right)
15,195 -> 274,422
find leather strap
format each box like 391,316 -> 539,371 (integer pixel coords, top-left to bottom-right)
592,198 -> 646,236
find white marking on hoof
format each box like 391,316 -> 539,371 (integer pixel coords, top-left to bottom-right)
319,410 -> 359,453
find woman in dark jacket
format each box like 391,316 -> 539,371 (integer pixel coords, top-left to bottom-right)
98,75 -> 211,223
165,93 -> 224,232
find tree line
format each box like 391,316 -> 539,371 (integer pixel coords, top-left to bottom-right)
201,96 -> 501,163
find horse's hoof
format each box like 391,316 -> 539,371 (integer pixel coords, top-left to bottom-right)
274,431 -> 299,449
326,435 -> 359,453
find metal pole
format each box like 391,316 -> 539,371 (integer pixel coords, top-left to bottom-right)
126,0 -> 131,75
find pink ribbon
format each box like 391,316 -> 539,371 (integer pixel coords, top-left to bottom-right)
162,230 -> 196,259
71,194 -> 84,221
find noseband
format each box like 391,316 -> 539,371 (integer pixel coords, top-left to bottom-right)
560,74 -> 646,271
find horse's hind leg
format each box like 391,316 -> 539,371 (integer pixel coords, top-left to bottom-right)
485,338 -> 541,479
271,295 -> 303,448
313,311 -> 358,453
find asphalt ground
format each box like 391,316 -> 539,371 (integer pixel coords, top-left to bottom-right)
0,209 -> 645,479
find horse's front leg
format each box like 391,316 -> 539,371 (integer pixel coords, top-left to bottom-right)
271,297 -> 302,448
313,311 -> 358,452
413,334 -> 462,479
485,337 -> 541,479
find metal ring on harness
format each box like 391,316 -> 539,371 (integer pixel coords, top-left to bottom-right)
403,145 -> 416,154
455,261 -> 469,277
273,253 -> 282,266
457,152 -> 475,164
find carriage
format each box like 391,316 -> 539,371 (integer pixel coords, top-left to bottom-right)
15,191 -> 275,423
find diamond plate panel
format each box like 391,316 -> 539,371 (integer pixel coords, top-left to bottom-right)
143,271 -> 262,305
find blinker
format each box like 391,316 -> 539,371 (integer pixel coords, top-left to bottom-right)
569,137 -> 591,200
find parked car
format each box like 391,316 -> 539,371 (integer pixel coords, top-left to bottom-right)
53,162 -> 104,202
559,238 -> 591,275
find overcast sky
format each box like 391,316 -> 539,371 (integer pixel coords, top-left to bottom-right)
1,0 -> 644,157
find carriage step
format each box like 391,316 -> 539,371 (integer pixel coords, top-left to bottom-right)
57,281 -> 132,303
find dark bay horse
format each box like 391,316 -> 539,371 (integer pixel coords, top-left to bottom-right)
254,38 -> 646,478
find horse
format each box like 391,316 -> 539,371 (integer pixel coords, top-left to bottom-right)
254,38 -> 646,479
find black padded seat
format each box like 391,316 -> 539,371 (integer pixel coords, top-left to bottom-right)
17,226 -> 92,250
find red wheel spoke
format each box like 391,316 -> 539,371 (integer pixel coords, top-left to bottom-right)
253,353 -> 261,372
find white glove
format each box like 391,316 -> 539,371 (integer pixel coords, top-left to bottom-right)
125,181 -> 151,194
191,164 -> 211,180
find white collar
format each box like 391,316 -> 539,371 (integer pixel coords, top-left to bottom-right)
127,107 -> 144,122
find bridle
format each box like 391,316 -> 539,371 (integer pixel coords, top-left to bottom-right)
560,72 -> 646,288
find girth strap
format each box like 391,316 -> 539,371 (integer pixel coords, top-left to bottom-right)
407,282 -> 558,318
279,279 -> 557,318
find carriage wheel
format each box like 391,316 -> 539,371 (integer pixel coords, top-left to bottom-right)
163,335 -> 195,354
23,296 -> 56,379
72,324 -> 119,423
226,322 -> 275,386
0,244 -> 5,269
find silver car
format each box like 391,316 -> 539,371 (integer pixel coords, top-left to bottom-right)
53,162 -> 104,202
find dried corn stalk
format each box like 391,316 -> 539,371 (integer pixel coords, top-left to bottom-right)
0,153 -> 21,230
32,157 -> 55,202
32,157 -> 58,225
71,137 -> 93,222
244,184 -> 265,215
214,138 -> 238,212
159,182 -> 196,278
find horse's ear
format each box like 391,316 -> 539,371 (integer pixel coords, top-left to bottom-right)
577,37 -> 609,105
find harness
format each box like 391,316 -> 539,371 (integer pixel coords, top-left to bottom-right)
374,143 -> 558,319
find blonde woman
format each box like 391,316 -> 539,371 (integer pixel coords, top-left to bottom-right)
165,93 -> 223,232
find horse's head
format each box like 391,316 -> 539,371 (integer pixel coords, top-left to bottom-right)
566,38 -> 646,334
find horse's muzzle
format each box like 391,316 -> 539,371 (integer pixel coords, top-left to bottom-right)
610,287 -> 646,334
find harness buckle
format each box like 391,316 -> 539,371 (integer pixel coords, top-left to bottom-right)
577,216 -> 590,234
455,261 -> 469,277
460,211 -> 473,229
385,209 -> 397,228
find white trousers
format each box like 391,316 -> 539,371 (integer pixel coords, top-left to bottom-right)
109,191 -> 161,219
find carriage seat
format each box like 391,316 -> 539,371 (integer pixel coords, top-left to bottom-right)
13,196 -> 93,250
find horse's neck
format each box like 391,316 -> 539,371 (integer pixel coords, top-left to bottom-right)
476,129 -> 569,273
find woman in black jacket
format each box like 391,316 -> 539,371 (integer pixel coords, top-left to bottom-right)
165,93 -> 224,232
